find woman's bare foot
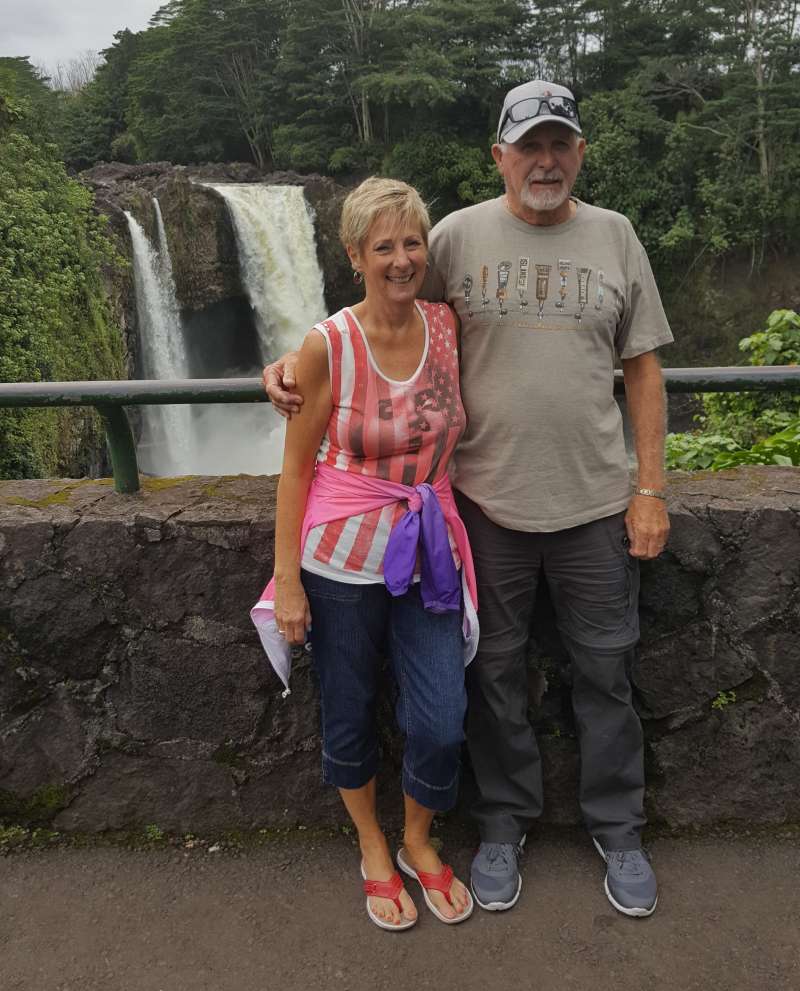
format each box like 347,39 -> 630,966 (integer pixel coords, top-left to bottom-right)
361,835 -> 417,926
401,840 -> 471,920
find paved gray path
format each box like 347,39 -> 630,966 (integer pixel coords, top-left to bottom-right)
1,830 -> 798,991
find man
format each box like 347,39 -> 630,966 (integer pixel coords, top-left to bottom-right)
265,79 -> 672,918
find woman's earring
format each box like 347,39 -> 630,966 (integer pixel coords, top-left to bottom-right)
353,270 -> 364,285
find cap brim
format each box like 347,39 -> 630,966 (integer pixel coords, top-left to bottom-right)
499,115 -> 582,144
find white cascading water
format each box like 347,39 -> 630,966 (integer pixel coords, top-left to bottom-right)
203,183 -> 327,362
125,205 -> 195,475
153,198 -> 175,284
195,183 -> 328,474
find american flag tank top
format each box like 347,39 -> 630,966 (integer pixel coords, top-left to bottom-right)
301,301 -> 466,583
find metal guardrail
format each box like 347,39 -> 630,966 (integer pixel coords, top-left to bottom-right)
1,367 -> 799,495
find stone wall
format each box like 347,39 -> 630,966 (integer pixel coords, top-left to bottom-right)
1,468 -> 799,834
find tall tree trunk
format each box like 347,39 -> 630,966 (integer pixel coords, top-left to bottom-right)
218,51 -> 273,171
341,0 -> 381,144
361,90 -> 372,143
747,0 -> 771,190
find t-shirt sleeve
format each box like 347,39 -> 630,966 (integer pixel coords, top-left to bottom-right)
615,229 -> 674,359
419,221 -> 449,303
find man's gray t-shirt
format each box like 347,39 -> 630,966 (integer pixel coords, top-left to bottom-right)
424,197 -> 673,532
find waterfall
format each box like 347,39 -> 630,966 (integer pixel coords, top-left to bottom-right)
203,183 -> 327,362
126,186 -> 327,476
153,198 -> 177,291
124,206 -> 195,475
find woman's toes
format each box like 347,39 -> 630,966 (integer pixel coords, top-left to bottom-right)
442,880 -> 467,916
400,893 -> 417,921
453,881 -> 469,913
373,898 -> 391,922
433,892 -> 456,918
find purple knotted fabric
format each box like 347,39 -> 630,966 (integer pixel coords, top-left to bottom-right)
383,483 -> 461,613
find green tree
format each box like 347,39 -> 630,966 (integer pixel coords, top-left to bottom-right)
59,30 -> 142,168
0,57 -> 60,144
577,81 -> 677,257
125,0 -> 286,165
0,90 -> 124,478
384,133 -> 501,220
274,0 -> 528,173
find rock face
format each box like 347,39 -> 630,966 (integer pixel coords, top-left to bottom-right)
1,467 -> 799,834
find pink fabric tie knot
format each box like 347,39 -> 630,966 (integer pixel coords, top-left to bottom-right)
407,491 -> 423,513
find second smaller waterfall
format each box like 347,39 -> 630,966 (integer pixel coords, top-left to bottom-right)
125,206 -> 195,475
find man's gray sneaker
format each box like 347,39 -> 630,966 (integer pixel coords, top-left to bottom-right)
592,838 -> 658,917
470,837 -> 526,911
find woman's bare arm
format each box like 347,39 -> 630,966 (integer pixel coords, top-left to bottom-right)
273,331 -> 332,643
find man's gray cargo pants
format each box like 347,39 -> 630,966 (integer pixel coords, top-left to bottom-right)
455,491 -> 646,851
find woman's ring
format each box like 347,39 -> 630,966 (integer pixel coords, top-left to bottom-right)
278,629 -> 285,635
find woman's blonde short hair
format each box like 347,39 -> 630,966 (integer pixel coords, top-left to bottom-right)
339,177 -> 431,251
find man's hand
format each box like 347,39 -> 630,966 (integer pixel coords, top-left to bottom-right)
262,351 -> 302,419
625,494 -> 669,559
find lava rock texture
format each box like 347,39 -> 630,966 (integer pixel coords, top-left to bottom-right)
1,467 -> 799,834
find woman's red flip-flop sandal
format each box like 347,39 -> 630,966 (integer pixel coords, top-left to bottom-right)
360,862 -> 417,931
396,848 -> 474,925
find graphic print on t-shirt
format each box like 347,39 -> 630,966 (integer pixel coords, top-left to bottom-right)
556,258 -> 571,309
575,266 -> 591,322
460,256 -> 611,329
516,256 -> 530,313
496,261 -> 512,316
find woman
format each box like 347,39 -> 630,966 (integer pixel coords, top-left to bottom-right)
251,177 -> 478,930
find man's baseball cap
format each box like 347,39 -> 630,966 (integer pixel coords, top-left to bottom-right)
497,80 -> 582,144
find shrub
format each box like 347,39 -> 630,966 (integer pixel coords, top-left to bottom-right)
665,309 -> 800,471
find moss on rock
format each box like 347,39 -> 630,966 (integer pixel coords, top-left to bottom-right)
0,783 -> 70,824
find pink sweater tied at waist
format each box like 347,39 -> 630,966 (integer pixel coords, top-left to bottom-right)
251,463 -> 479,695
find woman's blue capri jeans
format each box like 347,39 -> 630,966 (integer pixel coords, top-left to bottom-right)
301,569 -> 467,812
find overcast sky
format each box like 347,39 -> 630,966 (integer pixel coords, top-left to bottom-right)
1,1 -> 164,74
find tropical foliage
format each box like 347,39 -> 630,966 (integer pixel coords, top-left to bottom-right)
666,309 -> 800,470
0,58 -> 124,478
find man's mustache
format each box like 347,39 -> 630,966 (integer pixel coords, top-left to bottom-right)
526,171 -> 564,182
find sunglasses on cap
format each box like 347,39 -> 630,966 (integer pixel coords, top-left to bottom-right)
499,96 -> 580,139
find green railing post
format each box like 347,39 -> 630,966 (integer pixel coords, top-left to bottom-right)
95,405 -> 140,494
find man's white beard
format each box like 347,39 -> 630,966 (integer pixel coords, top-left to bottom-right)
520,176 -> 568,213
